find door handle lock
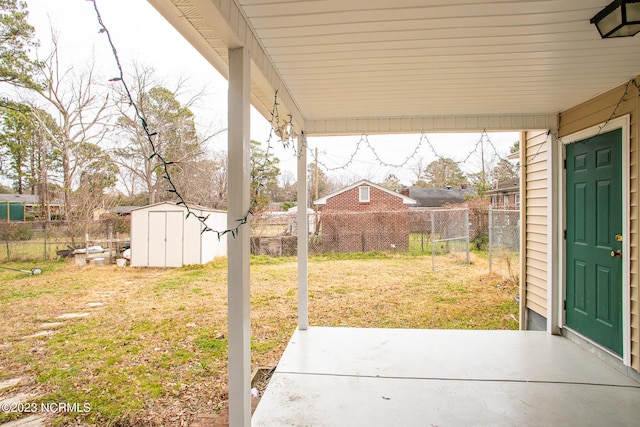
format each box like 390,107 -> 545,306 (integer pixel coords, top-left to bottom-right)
611,250 -> 622,258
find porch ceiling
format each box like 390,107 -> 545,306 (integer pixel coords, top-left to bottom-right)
148,0 -> 640,134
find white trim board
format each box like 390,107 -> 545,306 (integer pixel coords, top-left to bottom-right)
557,115 -> 631,367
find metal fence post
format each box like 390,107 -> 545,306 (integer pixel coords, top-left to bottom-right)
431,209 -> 435,272
488,207 -> 493,273
465,208 -> 470,264
43,224 -> 47,261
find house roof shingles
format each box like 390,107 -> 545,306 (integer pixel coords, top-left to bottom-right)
486,178 -> 520,195
408,187 -> 475,208
0,194 -> 63,205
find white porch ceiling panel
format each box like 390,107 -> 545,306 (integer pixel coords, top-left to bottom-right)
149,0 -> 640,134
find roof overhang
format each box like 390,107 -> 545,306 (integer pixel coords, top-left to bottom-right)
147,1 -> 640,135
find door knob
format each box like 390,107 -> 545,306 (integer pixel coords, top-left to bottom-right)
611,250 -> 622,258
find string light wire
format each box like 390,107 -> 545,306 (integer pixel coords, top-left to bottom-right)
89,0 -> 639,201
310,131 -> 517,179
89,0 -> 295,238
528,77 -> 640,167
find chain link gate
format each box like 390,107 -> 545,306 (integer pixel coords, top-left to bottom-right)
488,208 -> 520,275
430,208 -> 470,271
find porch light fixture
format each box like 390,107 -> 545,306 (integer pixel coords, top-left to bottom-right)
591,0 -> 640,38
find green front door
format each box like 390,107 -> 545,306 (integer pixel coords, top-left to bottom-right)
566,128 -> 623,355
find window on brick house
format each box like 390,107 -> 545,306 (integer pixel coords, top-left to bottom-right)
504,195 -> 509,206
515,194 -> 520,205
359,186 -> 370,202
491,195 -> 497,206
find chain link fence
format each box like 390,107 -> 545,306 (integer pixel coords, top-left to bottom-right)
0,218 -> 130,262
250,208 -> 471,272
320,211 -> 410,253
251,210 -> 413,255
488,208 -> 520,277
250,212 -> 315,256
428,208 -> 470,271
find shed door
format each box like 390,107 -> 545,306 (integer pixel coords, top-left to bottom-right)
565,129 -> 623,355
165,211 -> 183,267
147,211 -> 184,267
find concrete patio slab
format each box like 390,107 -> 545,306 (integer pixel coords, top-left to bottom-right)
252,328 -> 640,426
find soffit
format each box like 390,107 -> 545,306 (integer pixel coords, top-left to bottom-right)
149,0 -> 640,133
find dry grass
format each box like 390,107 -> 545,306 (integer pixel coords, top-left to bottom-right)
0,251 -> 518,426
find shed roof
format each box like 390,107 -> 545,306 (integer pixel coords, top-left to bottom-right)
131,201 -> 226,213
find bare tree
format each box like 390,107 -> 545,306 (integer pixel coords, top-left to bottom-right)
112,65 -> 224,205
173,153 -> 228,209
27,34 -> 111,219
410,155 -> 429,187
274,169 -> 296,202
467,149 -> 498,195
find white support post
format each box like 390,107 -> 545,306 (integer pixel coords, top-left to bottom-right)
227,47 -> 251,427
297,132 -> 309,330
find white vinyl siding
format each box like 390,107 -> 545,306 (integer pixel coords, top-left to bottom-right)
524,131 -> 549,317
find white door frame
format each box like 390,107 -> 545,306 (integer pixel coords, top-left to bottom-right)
555,115 -> 631,366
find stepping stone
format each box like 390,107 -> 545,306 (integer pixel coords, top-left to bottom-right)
0,392 -> 39,406
0,377 -> 22,390
86,302 -> 104,308
55,312 -> 90,320
0,415 -> 46,426
0,343 -> 11,350
38,322 -> 64,330
22,330 -> 55,339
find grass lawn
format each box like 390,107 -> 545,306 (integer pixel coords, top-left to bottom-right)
0,251 -> 518,426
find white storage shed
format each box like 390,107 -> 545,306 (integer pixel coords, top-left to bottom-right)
130,202 -> 227,267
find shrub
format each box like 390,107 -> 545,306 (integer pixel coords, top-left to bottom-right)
0,223 -> 34,241
473,235 -> 488,251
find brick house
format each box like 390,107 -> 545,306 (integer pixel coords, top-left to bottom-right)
485,178 -> 520,208
314,179 -> 416,253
